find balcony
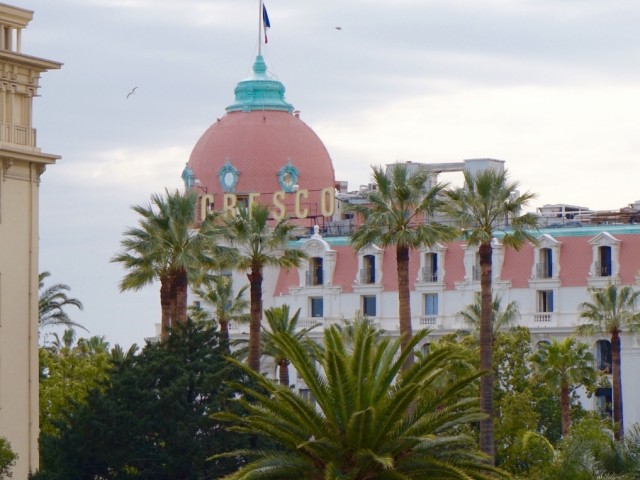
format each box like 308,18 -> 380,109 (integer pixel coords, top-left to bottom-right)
595,261 -> 611,277
533,313 -> 553,323
305,270 -> 323,286
419,315 -> 438,326
360,268 -> 375,284
471,265 -> 480,282
421,267 -> 438,283
0,122 -> 36,147
535,263 -> 553,279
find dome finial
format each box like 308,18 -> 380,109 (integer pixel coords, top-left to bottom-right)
225,54 -> 294,113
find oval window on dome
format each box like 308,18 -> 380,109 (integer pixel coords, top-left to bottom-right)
278,160 -> 299,193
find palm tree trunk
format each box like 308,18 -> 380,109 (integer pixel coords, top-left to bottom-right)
248,265 -> 263,372
560,381 -> 571,437
278,360 -> 290,387
160,277 -> 172,341
611,329 -> 623,440
478,241 -> 495,463
175,268 -> 188,325
396,245 -> 413,370
219,320 -> 230,354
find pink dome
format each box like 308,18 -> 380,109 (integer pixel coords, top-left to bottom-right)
187,110 -> 336,220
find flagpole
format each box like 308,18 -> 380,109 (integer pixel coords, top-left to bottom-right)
258,0 -> 263,55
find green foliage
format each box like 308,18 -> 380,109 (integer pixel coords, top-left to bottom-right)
39,329 -> 112,438
112,189 -> 219,337
207,203 -> 307,371
215,319 -> 508,479
36,321 -> 251,480
0,437 -> 17,479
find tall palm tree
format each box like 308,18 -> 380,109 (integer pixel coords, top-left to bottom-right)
112,189 -> 215,340
262,305 -> 320,387
208,204 -> 307,372
577,283 -> 640,439
444,167 -> 537,462
38,271 -> 85,331
214,320 -> 508,479
350,164 -> 456,369
531,337 -> 598,437
457,293 -> 520,340
192,276 -> 249,352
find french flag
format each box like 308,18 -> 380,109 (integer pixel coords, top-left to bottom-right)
263,4 -> 270,43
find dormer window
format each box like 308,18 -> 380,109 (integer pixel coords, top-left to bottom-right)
588,232 -> 620,287
361,254 -> 376,284
597,246 -> 612,277
423,252 -> 438,283
538,248 -> 553,278
307,257 -> 324,286
530,234 -> 561,288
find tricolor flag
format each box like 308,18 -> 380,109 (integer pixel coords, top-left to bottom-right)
262,4 -> 270,43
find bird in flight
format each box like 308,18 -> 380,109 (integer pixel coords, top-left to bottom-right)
126,87 -> 138,99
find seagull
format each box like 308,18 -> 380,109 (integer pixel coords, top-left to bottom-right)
126,86 -> 138,99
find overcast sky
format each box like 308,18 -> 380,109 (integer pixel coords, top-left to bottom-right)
24,0 -> 640,348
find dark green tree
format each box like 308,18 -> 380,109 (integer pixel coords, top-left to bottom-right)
350,164 -> 456,369
444,168 -> 537,462
37,321 -> 250,480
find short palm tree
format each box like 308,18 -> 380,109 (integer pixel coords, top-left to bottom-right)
112,189 -> 216,340
531,337 -> 598,437
38,271 -> 85,332
192,275 -> 249,352
350,164 -> 456,369
262,305 -> 320,387
457,293 -> 520,340
444,168 -> 537,462
577,283 -> 640,439
208,204 -> 307,372
214,320 -> 508,479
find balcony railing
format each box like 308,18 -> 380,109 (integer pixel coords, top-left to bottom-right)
360,268 -> 375,284
472,265 -> 480,282
534,313 -> 553,323
0,122 -> 36,147
305,270 -> 324,286
421,267 -> 438,283
419,315 -> 438,326
595,261 -> 611,277
535,263 -> 553,279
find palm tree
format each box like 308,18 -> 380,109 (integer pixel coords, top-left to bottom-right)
112,189 -> 216,340
214,319 -> 508,479
350,164 -> 456,369
208,204 -> 307,372
531,337 -> 598,437
444,167 -> 537,462
192,275 -> 249,352
577,283 -> 640,439
262,305 -> 320,387
39,271 -> 85,331
457,292 -> 520,340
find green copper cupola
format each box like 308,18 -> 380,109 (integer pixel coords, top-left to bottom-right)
225,54 -> 294,113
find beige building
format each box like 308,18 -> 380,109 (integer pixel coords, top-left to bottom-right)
0,3 -> 60,477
